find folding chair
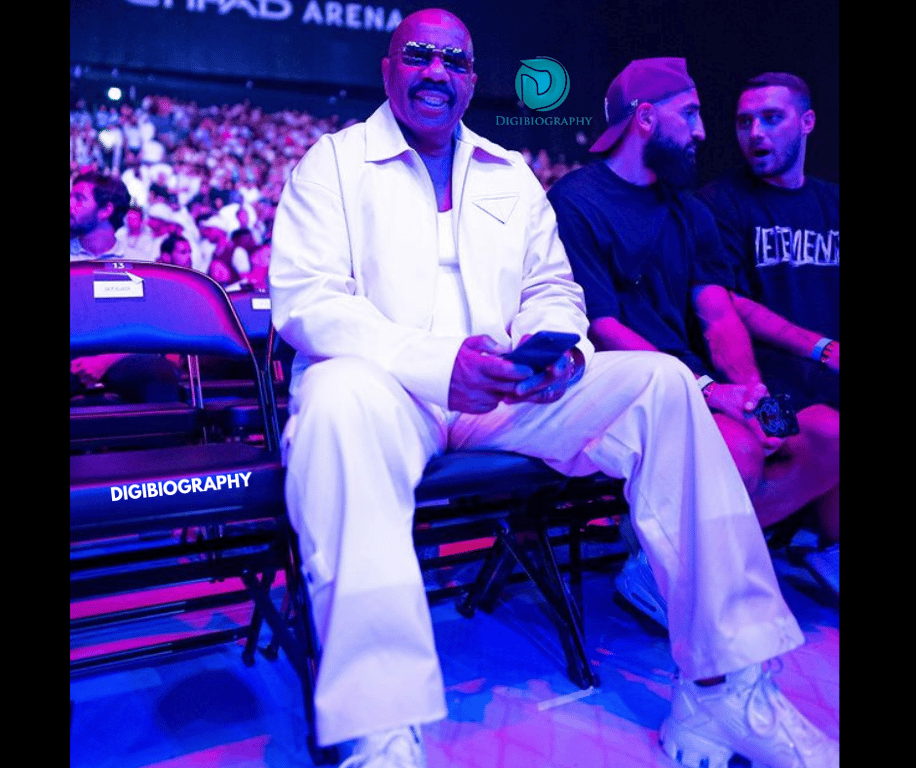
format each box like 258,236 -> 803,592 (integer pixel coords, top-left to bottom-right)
412,451 -> 621,689
69,261 -> 337,766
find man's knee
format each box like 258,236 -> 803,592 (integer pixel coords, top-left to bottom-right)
799,404 -> 839,443
591,350 -> 697,394
292,358 -> 402,425
797,405 -> 839,473
283,357 -> 409,471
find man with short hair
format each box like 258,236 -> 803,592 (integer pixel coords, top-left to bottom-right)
697,73 -> 838,410
70,171 -> 131,260
696,73 -> 839,589
270,15 -> 837,768
546,58 -> 838,767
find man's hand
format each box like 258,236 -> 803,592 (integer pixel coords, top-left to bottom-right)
504,338 -> 585,406
705,380 -> 784,455
448,335 -> 532,413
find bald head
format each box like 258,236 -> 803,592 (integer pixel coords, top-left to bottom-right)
388,8 -> 473,58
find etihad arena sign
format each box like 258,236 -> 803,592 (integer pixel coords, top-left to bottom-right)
124,0 -> 403,31
74,0 -> 407,89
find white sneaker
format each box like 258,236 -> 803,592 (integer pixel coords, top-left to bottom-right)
339,725 -> 427,768
615,550 -> 669,630
659,664 -> 839,768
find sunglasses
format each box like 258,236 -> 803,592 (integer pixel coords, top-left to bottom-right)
400,41 -> 473,74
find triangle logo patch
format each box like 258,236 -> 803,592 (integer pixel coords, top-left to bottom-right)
472,194 -> 519,224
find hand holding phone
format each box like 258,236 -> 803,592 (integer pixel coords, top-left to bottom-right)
501,331 -> 580,373
501,331 -> 582,406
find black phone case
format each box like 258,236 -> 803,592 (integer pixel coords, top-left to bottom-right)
502,332 -> 580,372
752,394 -> 800,437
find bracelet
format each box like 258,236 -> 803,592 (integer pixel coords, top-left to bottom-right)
696,375 -> 715,400
568,350 -> 585,385
810,337 -> 834,362
818,341 -> 836,364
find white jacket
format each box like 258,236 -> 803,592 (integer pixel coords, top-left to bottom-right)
270,101 -> 593,409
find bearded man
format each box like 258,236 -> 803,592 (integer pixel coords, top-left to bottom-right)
547,59 -> 840,628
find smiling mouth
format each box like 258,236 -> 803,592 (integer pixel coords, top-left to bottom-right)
414,93 -> 451,108
411,84 -> 453,109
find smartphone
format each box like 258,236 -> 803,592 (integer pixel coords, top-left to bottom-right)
752,394 -> 800,438
502,331 -> 580,373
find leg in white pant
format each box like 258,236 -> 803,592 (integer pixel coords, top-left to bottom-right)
283,357 -> 450,746
283,350 -> 805,746
449,351 -> 805,681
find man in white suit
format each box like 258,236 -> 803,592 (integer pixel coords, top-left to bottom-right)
269,9 -> 838,768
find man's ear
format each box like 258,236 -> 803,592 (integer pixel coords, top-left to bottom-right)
800,108 -> 816,135
99,201 -> 115,224
634,103 -> 655,136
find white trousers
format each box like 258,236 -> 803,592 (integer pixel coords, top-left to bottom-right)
282,350 -> 804,746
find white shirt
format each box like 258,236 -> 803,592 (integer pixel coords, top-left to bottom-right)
430,211 -> 472,338
70,236 -> 128,261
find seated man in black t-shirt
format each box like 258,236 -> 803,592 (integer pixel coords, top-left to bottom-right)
548,60 -> 839,605
696,72 -> 838,592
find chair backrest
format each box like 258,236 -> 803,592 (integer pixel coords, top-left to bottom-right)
229,288 -> 295,388
70,260 -> 279,451
71,261 -> 253,360
228,288 -> 273,347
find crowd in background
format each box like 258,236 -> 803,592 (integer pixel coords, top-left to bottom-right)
70,94 -> 581,290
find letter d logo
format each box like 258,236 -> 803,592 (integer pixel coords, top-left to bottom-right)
515,57 -> 570,112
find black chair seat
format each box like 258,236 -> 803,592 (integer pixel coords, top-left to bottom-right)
415,450 -> 566,504
70,442 -> 285,538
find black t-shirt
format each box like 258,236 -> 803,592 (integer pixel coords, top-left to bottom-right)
697,168 -> 839,409
696,167 -> 839,341
547,161 -> 734,376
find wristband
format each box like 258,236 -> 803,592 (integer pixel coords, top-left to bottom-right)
810,338 -> 834,362
697,375 -> 716,401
